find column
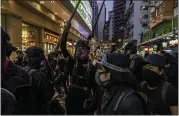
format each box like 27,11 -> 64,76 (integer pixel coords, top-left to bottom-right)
5,14 -> 22,60
39,28 -> 47,56
35,26 -> 40,47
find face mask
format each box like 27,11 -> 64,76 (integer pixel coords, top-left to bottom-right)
142,69 -> 162,87
75,46 -> 89,60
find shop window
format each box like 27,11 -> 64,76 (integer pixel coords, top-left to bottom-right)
44,31 -> 59,53
22,23 -> 36,51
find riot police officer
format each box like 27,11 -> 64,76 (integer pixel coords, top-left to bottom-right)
122,40 -> 145,85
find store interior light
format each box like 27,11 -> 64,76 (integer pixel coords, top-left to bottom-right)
40,1 -> 44,4
162,42 -> 168,48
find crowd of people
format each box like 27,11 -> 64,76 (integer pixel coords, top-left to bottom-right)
1,27 -> 178,115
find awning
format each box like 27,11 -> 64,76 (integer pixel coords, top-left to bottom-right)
138,32 -> 173,46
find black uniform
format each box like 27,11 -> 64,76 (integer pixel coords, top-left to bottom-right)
25,46 -> 54,114
122,40 -> 145,84
129,54 -> 145,84
91,53 -> 144,115
1,27 -> 35,114
161,51 -> 178,89
59,30 -> 96,114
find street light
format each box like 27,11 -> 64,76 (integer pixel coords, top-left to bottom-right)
118,39 -> 122,42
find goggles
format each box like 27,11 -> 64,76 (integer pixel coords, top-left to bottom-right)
96,52 -> 130,73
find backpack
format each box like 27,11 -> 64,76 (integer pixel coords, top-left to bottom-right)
1,88 -> 17,115
2,76 -> 37,114
25,67 -> 58,114
138,81 -> 170,113
112,85 -> 157,115
24,67 -> 45,113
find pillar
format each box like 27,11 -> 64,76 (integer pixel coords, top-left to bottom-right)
4,14 -> 22,60
39,28 -> 47,56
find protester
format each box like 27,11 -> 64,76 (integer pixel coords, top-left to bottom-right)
139,54 -> 178,115
122,40 -> 146,85
64,40 -> 94,114
90,53 -> 144,115
54,52 -> 69,95
161,51 -> 178,89
1,27 -> 38,114
24,46 -> 55,114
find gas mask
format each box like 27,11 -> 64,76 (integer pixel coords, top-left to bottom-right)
95,53 -> 130,86
75,45 -> 89,60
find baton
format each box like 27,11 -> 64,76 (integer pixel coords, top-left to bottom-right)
55,0 -> 81,51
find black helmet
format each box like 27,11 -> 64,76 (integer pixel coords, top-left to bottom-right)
75,40 -> 89,50
25,46 -> 44,57
145,54 -> 165,69
122,40 -> 137,54
97,53 -> 136,84
74,40 -> 90,60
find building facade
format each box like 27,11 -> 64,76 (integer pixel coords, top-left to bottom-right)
1,1 -> 91,59
89,0 -> 98,39
124,0 -> 142,45
104,20 -> 110,41
140,0 -> 150,33
97,2 -> 106,41
139,0 -> 178,54
113,0 -> 126,46
108,11 -> 114,41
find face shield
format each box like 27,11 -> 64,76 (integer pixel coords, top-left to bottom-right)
74,45 -> 89,60
97,52 -> 130,73
95,52 -> 131,86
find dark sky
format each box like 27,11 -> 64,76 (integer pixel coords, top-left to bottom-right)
102,1 -> 114,20
97,1 -> 114,19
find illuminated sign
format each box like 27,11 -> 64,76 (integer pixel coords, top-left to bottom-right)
70,1 -> 92,30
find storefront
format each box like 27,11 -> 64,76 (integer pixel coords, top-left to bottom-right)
67,39 -> 74,56
44,31 -> 59,54
22,23 -> 38,51
139,32 -> 178,55
165,39 -> 178,53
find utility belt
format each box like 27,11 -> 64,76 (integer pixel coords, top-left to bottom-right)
72,74 -> 88,85
70,74 -> 89,91
70,84 -> 88,91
